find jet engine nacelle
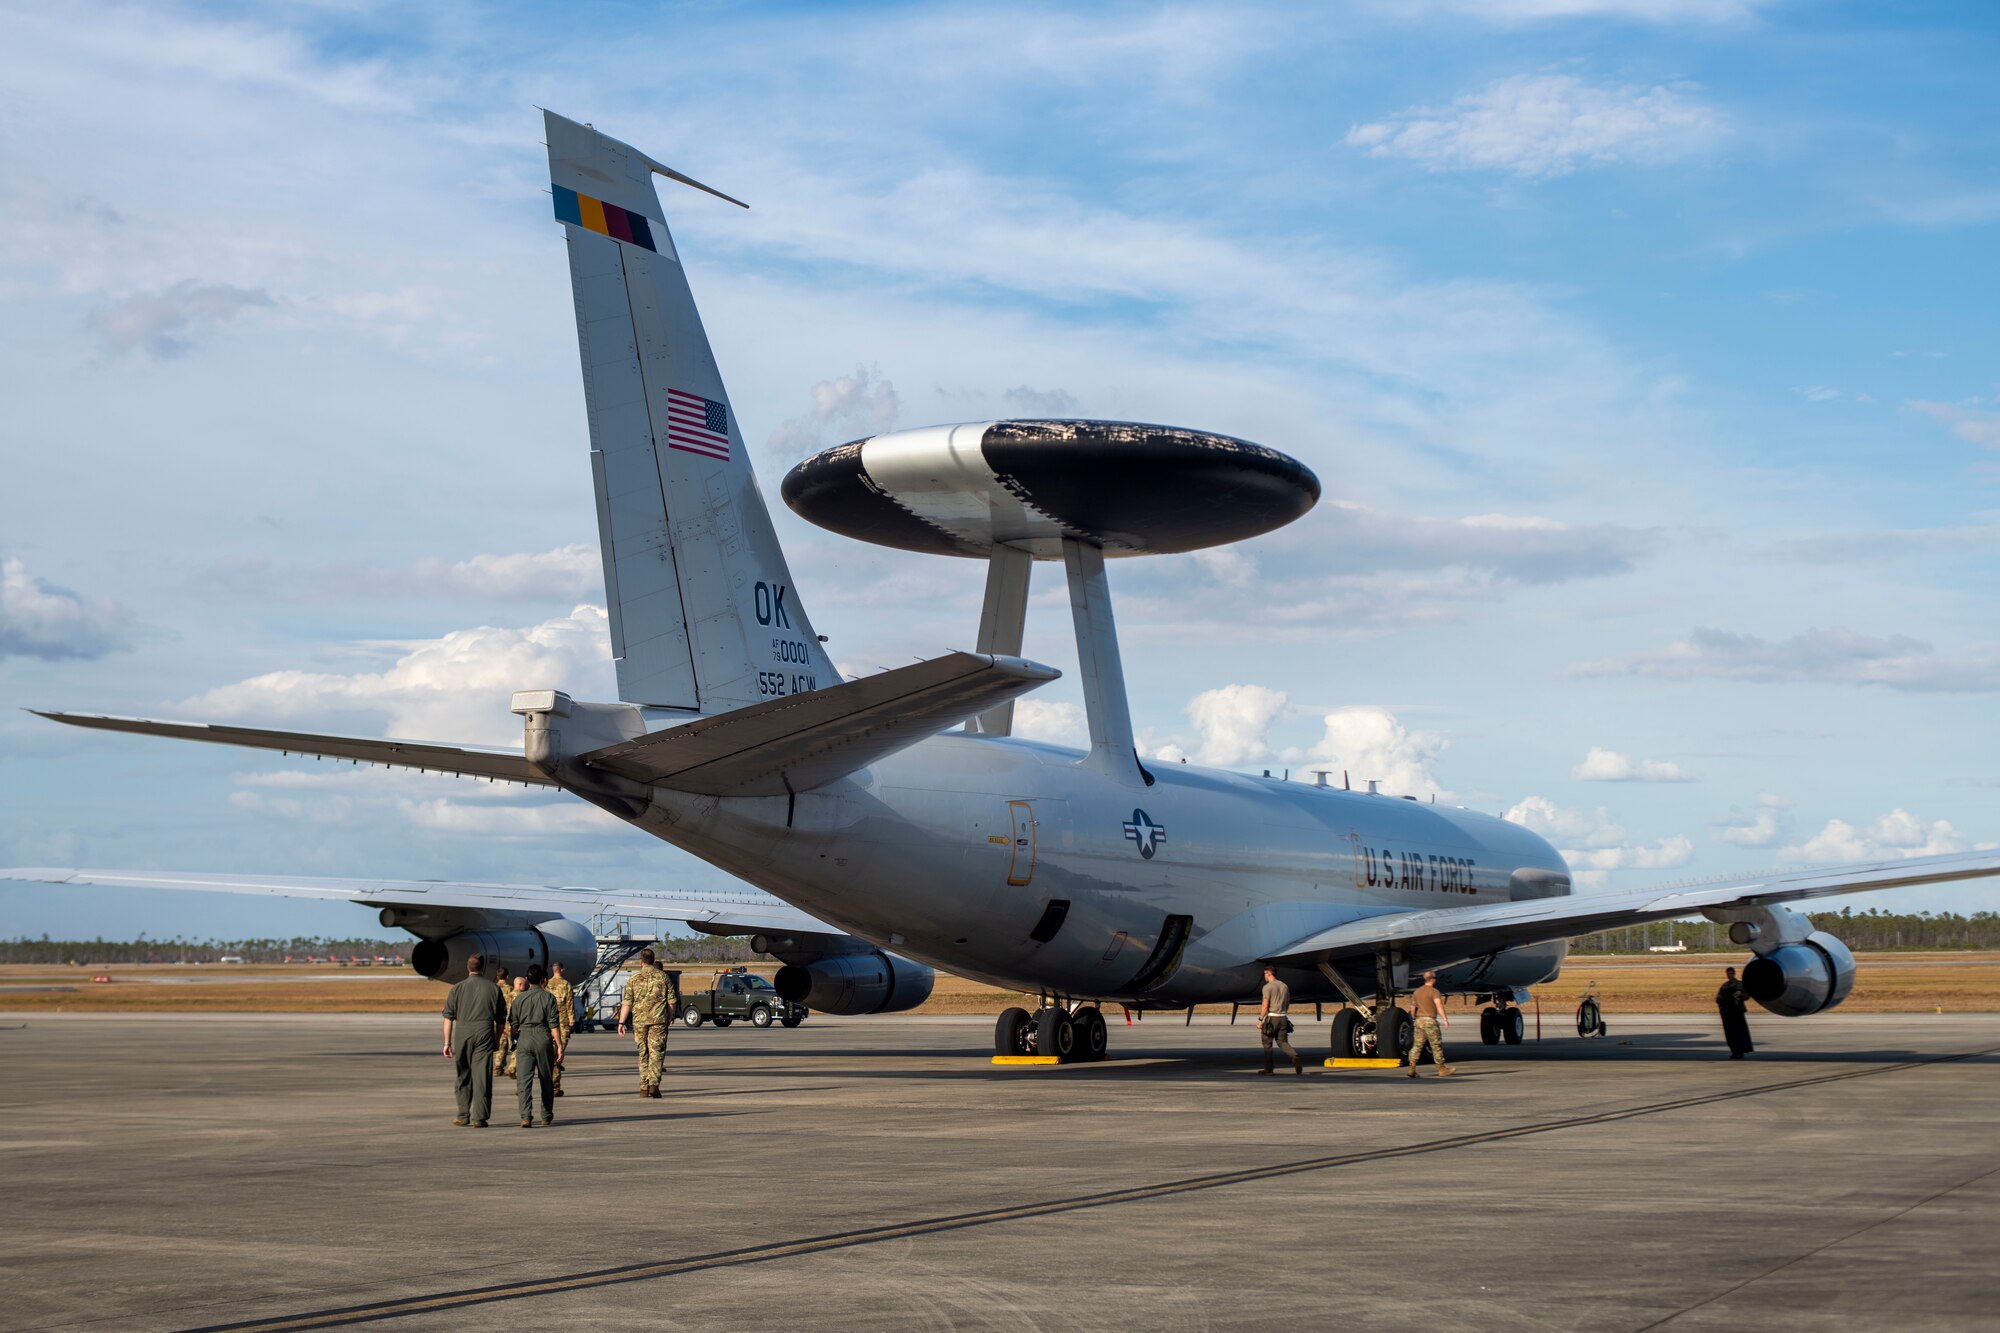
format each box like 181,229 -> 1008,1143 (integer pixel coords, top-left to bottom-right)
410,918 -> 596,986
1741,930 -> 1857,1017
773,951 -> 934,1015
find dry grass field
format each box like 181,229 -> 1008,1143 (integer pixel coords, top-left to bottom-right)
3,951 -> 1996,1015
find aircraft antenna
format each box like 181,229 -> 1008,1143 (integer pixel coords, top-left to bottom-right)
1343,770 -> 1350,791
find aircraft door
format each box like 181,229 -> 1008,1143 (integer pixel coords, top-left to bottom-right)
1006,800 -> 1036,886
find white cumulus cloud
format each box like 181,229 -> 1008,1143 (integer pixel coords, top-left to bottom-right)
1347,73 -> 1727,179
1180,684 -> 1290,767
1505,795 -> 1693,881
1782,808 -> 1993,864
1291,706 -> 1447,796
0,555 -> 133,661
182,605 -> 616,745
1012,699 -> 1087,748
1572,746 -> 1697,782
766,366 -> 901,458
1711,793 -> 1792,848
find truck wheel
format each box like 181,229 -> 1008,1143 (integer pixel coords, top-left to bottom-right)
681,1004 -> 705,1028
712,1015 -> 734,1028
749,1004 -> 774,1028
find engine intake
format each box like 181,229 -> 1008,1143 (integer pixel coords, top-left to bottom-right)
1742,930 -> 1856,1017
410,918 -> 596,986
774,951 -> 934,1015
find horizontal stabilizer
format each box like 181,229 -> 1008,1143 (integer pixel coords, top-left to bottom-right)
30,712 -> 554,787
580,651 -> 1060,796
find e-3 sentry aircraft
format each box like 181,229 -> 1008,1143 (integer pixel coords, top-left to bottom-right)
11,113 -> 1999,1064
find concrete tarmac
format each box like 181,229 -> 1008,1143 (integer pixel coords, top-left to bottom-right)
1,1012 -> 1995,1332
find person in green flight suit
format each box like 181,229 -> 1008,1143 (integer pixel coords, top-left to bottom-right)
509,964 -> 566,1128
441,953 -> 506,1127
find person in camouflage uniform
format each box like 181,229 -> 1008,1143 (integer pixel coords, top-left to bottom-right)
508,964 -> 565,1128
490,965 -> 514,1080
1406,970 -> 1456,1078
617,948 -> 675,1098
546,960 -> 576,1097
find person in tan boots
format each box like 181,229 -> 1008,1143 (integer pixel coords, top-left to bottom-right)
1406,970 -> 1456,1078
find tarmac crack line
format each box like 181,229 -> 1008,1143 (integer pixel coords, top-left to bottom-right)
175,1047 -> 1996,1333
1630,1156 -> 2000,1332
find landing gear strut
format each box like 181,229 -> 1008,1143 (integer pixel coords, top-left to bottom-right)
995,1002 -> 1109,1063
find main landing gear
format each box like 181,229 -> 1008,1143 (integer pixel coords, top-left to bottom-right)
1330,1004 -> 1414,1061
1478,1002 -> 1526,1046
996,1002 -> 1110,1063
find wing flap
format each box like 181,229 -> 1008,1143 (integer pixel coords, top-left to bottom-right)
580,650 -> 1059,795
31,712 -> 555,787
1266,849 -> 2000,968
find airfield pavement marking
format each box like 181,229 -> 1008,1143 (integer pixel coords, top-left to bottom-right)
180,1046 -> 1996,1333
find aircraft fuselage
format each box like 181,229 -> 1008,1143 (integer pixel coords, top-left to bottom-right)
620,730 -> 1572,1006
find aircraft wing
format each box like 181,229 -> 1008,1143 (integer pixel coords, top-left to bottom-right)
31,712 -> 555,787
1267,849 -> 2000,969
0,868 -> 832,936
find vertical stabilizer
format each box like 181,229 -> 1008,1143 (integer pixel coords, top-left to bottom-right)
545,111 -> 838,713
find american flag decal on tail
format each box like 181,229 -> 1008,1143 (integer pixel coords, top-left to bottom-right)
666,389 -> 731,461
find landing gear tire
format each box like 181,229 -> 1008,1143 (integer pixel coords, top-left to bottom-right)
781,1014 -> 805,1029
1501,1007 -> 1525,1045
1071,1006 -> 1109,1062
1576,997 -> 1605,1039
681,1005 -> 705,1028
1037,1007 -> 1077,1063
712,1016 -> 734,1028
749,1005 -> 774,1028
1375,1006 -> 1412,1062
1331,1007 -> 1362,1059
995,1006 -> 1034,1056
1479,1007 -> 1502,1045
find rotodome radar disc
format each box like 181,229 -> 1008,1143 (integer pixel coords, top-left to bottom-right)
780,419 -> 1321,559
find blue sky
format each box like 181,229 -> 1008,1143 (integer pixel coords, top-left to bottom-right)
2,0 -> 1997,940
